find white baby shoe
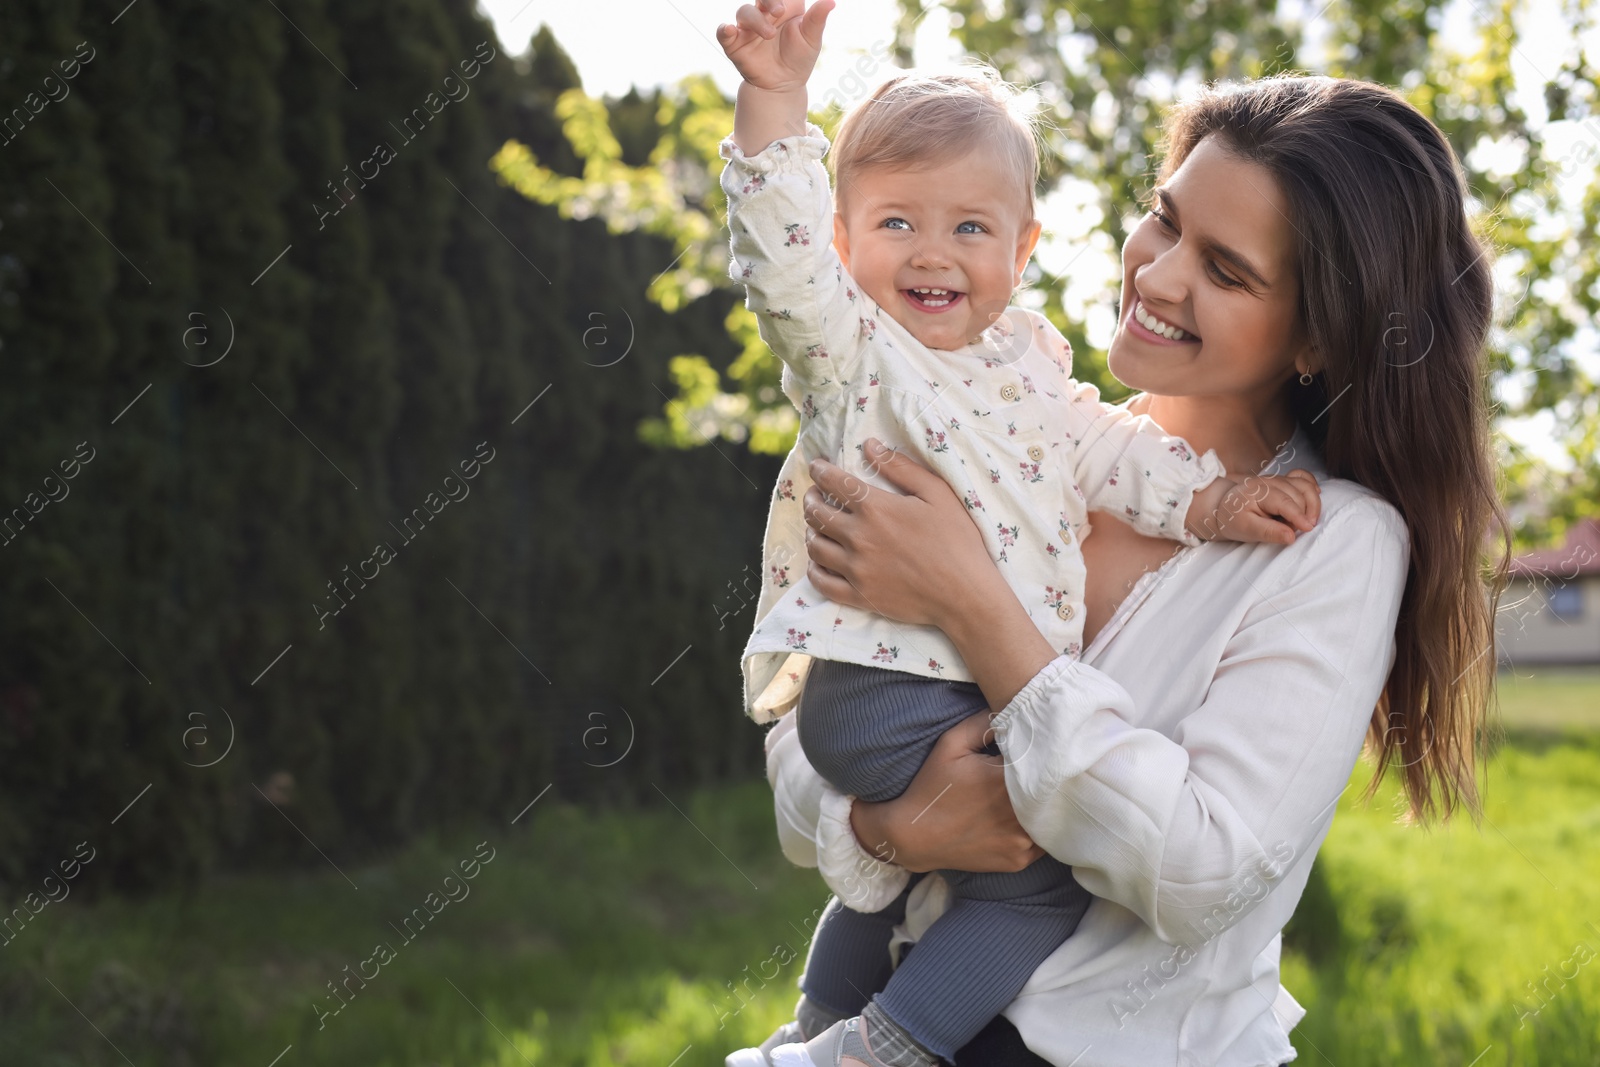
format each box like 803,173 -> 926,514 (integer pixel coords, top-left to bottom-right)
725,1019 -> 807,1067
770,1016 -> 895,1067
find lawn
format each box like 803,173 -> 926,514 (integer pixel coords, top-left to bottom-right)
3,671 -> 1599,1066
0,788 -> 829,1066
1494,666 -> 1600,733
1281,733 -> 1600,1064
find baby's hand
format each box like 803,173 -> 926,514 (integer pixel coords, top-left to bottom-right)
716,0 -> 833,93
1186,469 -> 1321,545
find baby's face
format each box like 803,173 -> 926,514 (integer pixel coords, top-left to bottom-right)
833,148 -> 1041,352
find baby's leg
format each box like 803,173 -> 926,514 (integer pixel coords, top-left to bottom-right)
866,855 -> 1090,1061
796,658 -> 983,804
796,876 -> 924,1030
785,658 -> 1005,1062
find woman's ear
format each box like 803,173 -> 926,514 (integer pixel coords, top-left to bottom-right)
1294,338 -> 1322,379
833,212 -> 851,272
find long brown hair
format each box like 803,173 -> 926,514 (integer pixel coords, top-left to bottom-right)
1158,76 -> 1511,825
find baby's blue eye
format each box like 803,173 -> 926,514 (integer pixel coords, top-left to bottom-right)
882,217 -> 910,230
956,221 -> 985,234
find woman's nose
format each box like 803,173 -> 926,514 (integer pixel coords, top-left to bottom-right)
1134,244 -> 1188,306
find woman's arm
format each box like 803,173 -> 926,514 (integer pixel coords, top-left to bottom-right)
989,499 -> 1406,940
765,702 -> 1046,887
801,439 -> 1060,714
847,712 -> 1048,873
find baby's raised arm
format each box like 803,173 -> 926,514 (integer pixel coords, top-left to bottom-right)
717,0 -> 867,396
717,0 -> 834,155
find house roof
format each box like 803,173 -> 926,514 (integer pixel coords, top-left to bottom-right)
1511,518 -> 1600,578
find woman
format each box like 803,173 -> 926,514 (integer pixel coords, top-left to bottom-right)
759,74 -> 1510,1066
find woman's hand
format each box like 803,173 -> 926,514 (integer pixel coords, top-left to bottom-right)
803,438 -> 995,629
850,710 -> 1046,874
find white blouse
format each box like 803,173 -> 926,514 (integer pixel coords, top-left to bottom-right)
761,428 -> 1410,1066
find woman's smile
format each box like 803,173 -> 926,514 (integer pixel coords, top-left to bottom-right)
1124,298 -> 1199,344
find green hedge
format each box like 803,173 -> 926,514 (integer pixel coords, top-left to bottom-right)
0,0 -> 780,897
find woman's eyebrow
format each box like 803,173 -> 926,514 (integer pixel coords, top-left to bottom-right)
1155,188 -> 1273,290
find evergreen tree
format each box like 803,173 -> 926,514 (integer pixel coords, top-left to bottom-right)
0,5 -> 777,896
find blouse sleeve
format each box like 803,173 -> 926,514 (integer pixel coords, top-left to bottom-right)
1063,379 -> 1224,547
764,711 -> 913,913
719,123 -> 868,392
989,497 -> 1409,944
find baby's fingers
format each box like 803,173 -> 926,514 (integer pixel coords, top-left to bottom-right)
715,20 -> 765,56
734,1 -> 777,39
1227,509 -> 1297,545
1256,481 -> 1313,532
1283,468 -> 1322,526
798,0 -> 835,45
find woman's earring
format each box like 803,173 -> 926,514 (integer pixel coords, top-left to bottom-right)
1299,370 -> 1314,386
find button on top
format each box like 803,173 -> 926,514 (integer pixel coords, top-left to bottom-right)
999,383 -> 1020,402
1056,602 -> 1074,620
1027,444 -> 1045,462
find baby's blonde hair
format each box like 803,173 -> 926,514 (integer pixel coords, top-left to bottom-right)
829,64 -> 1042,222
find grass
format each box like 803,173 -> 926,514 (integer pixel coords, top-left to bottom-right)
3,669 -> 1599,1065
1282,732 -> 1600,1064
0,787 -> 826,1066
1495,666 -> 1600,733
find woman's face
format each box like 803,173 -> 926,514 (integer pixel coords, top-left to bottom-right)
1108,134 -> 1311,402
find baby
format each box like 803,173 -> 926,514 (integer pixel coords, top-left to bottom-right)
716,2 -> 1319,1064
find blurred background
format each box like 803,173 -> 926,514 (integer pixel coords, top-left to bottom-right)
0,0 -> 1597,1063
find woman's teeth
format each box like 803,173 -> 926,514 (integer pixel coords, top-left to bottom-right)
1133,299 -> 1194,341
909,287 -> 956,307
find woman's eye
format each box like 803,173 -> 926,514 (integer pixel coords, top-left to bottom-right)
1207,262 -> 1244,288
1148,205 -> 1175,230
883,217 -> 910,230
956,221 -> 986,234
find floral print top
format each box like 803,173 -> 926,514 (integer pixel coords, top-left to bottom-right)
721,125 -> 1225,723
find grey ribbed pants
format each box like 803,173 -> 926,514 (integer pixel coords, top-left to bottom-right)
795,658 -> 1091,1060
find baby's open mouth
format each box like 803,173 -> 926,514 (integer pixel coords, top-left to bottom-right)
903,287 -> 965,311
